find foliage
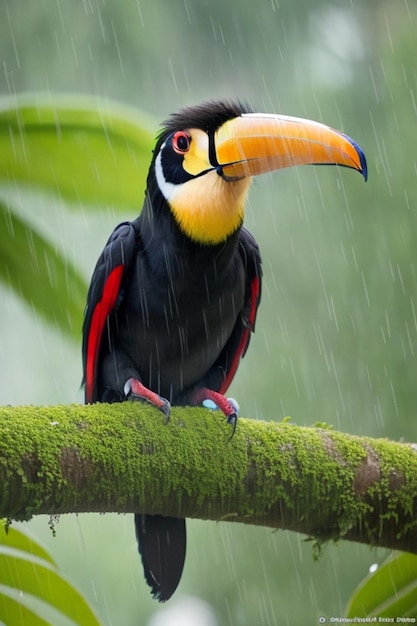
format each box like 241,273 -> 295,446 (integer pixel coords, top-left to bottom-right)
346,553 -> 417,619
0,95 -> 154,338
0,520 -> 103,626
0,199 -> 86,341
0,94 -> 155,207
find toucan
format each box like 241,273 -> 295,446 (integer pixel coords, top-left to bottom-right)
82,100 -> 367,602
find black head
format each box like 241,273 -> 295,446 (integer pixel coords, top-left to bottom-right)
143,99 -> 367,246
146,100 -> 254,245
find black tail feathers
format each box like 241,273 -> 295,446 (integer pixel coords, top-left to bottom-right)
135,513 -> 186,602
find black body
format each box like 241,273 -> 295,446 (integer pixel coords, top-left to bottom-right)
82,101 -> 262,602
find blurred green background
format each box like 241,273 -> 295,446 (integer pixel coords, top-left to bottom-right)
1,0 -> 416,624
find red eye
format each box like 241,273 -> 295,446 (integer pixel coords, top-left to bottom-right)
172,131 -> 191,154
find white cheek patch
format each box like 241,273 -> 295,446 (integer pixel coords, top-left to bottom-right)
154,146 -> 179,203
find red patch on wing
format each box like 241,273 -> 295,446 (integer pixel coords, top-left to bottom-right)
219,275 -> 260,395
85,264 -> 124,403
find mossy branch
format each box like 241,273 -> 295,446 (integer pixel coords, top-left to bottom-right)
1,402 -> 417,553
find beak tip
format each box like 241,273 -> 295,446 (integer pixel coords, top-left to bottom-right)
357,145 -> 368,183
343,133 -> 368,182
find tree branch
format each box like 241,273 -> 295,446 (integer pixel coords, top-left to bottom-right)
1,403 -> 417,553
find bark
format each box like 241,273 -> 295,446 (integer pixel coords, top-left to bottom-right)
1,402 -> 417,554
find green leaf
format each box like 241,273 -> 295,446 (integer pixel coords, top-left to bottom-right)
0,93 -> 156,209
0,200 -> 87,340
0,523 -> 103,626
0,587 -> 51,626
346,552 -> 417,618
0,522 -> 56,567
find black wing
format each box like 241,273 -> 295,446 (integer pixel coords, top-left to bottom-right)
82,221 -> 138,403
217,226 -> 262,394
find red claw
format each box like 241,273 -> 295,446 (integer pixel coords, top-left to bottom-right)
124,378 -> 171,421
192,388 -> 239,437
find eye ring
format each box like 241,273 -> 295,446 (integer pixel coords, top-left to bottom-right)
172,131 -> 191,154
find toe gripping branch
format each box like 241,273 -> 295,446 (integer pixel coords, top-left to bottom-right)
123,379 -> 238,437
193,388 -> 239,438
124,378 -> 171,421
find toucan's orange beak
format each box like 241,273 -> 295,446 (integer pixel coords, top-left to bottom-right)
214,113 -> 367,182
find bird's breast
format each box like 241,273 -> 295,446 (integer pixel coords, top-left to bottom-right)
116,256 -> 245,401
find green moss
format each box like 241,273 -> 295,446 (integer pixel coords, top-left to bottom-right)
366,437 -> 417,541
244,422 -> 366,529
1,403 -> 416,555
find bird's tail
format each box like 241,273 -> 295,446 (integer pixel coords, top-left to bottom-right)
134,513 -> 186,602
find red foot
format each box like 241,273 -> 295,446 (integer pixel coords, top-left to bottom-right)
192,388 -> 238,437
124,378 -> 171,421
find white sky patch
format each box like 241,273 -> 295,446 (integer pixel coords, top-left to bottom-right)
305,7 -> 365,88
147,595 -> 218,626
